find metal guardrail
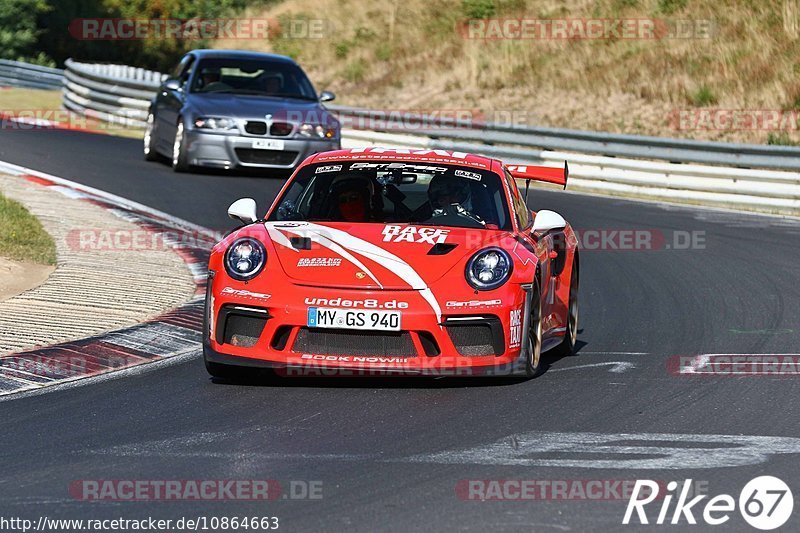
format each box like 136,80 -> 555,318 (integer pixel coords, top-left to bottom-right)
0,59 -> 63,90
5,58 -> 797,215
62,59 -> 166,128
328,105 -> 800,172
340,129 -> 800,214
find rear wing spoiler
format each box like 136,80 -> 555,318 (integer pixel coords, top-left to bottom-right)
507,162 -> 569,189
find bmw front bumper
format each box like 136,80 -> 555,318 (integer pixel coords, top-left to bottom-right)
184,129 -> 340,170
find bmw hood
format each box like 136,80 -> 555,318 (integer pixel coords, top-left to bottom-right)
189,94 -> 337,125
263,221 -> 512,290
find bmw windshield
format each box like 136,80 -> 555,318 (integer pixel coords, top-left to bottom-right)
190,58 -> 318,100
269,161 -> 512,230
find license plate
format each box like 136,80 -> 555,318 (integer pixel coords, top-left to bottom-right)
252,139 -> 284,150
307,307 -> 401,331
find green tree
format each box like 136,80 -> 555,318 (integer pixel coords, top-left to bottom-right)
37,0 -> 260,70
0,0 -> 52,64
99,0 -> 252,70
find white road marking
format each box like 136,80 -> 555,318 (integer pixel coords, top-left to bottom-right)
577,351 -> 650,355
86,430 -> 800,470
400,431 -> 800,470
548,361 -> 635,373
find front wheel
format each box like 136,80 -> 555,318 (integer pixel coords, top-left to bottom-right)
524,282 -> 544,378
172,120 -> 190,172
143,112 -> 158,161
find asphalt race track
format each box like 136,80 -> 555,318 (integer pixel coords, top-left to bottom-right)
1,128 -> 800,531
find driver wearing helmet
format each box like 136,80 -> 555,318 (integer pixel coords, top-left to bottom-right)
329,176 -> 376,223
427,174 -> 483,224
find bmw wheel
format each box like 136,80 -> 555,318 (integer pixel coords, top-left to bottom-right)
143,112 -> 158,161
172,120 -> 190,172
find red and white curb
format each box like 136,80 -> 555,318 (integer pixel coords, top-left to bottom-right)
0,160 -> 215,397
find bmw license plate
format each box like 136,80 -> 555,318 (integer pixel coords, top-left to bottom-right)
307,307 -> 401,331
252,139 -> 284,150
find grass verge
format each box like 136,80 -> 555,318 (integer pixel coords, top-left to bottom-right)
0,190 -> 57,265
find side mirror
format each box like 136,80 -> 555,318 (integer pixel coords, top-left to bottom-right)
228,198 -> 258,225
164,79 -> 182,92
319,90 -> 336,102
532,209 -> 567,234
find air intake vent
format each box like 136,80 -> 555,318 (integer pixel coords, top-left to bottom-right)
445,316 -> 505,356
223,314 -> 268,348
428,243 -> 458,255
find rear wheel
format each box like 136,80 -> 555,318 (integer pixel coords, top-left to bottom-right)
172,120 -> 190,172
552,260 -> 579,357
524,282 -> 544,378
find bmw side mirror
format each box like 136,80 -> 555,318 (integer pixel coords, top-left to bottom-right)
319,90 -> 336,102
228,198 -> 258,225
532,210 -> 567,234
164,79 -> 182,92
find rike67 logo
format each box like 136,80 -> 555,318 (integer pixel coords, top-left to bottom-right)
623,476 -> 793,530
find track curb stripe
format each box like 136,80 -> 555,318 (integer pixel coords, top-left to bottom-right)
0,160 -> 215,397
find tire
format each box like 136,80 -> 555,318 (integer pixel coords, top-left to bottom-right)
171,120 -> 190,172
143,112 -> 159,161
552,260 -> 579,357
524,282 -> 544,378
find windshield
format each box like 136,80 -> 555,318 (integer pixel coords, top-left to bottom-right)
190,58 -> 317,100
268,161 -> 512,230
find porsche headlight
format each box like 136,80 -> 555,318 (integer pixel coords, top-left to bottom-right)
466,248 -> 512,290
194,116 -> 237,131
297,123 -> 337,138
225,238 -> 266,280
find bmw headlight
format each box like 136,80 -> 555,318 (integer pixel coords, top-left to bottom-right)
225,238 -> 266,280
194,116 -> 238,131
466,248 -> 512,290
297,123 -> 338,139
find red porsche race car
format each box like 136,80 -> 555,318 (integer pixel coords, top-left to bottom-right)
203,147 -> 579,379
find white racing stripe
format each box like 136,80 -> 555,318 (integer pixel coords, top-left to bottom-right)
268,222 -> 442,322
304,223 -> 442,322
267,223 -> 383,288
